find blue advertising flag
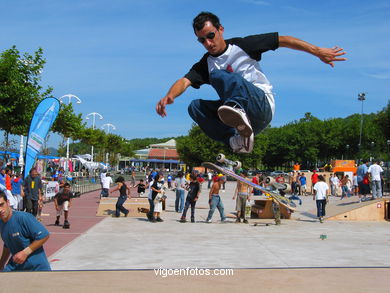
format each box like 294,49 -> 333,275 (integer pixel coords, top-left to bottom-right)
24,97 -> 60,179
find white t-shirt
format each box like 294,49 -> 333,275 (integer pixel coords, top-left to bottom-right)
314,181 -> 329,200
331,176 -> 339,186
101,176 -> 113,189
367,164 -> 383,181
175,177 -> 186,190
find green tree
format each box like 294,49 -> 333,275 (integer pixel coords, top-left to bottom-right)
0,46 -> 52,147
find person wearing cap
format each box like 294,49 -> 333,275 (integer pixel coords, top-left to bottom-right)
205,175 -> 226,223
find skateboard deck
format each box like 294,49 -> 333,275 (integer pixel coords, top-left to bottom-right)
202,162 -> 296,211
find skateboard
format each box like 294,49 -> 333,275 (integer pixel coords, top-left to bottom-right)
202,156 -> 296,211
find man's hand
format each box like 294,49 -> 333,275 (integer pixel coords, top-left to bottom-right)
12,250 -> 29,265
156,96 -> 175,117
156,77 -> 192,117
316,46 -> 346,67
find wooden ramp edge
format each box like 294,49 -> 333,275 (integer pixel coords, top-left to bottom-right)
326,198 -> 389,221
96,197 -> 149,217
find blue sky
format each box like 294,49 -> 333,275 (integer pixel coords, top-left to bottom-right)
1,0 -> 389,148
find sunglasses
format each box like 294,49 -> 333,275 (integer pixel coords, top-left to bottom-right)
197,31 -> 217,43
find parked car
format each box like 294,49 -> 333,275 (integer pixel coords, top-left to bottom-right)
270,170 -> 287,176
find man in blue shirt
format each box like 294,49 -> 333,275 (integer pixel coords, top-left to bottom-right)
357,160 -> 369,197
0,191 -> 51,271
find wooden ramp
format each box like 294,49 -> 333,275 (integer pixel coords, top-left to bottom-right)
96,197 -> 149,217
325,197 -> 389,221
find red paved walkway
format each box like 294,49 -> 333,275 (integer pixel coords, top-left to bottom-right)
41,188 -> 104,257
42,183 -> 139,258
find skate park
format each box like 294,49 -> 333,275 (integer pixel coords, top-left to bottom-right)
2,179 -> 389,293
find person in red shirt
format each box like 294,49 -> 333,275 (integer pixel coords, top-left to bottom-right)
311,170 -> 319,195
5,168 -> 12,192
251,172 -> 262,195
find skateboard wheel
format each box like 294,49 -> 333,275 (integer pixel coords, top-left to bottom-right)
216,153 -> 225,163
234,161 -> 242,169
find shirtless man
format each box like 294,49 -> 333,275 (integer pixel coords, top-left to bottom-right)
232,170 -> 252,223
205,176 -> 226,223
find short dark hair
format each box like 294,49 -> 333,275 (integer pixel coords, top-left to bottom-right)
193,11 -> 221,33
318,175 -> 326,182
63,183 -> 71,188
0,190 -> 7,201
115,176 -> 125,183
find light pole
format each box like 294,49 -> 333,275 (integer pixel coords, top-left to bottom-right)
346,144 -> 350,160
101,123 -> 116,165
18,135 -> 24,173
86,112 -> 103,162
358,93 -> 366,152
59,94 -> 82,174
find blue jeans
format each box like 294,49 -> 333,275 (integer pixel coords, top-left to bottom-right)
188,70 -> 273,145
175,189 -> 185,212
147,198 -> 155,220
181,196 -> 196,220
316,199 -> 327,218
206,195 -> 226,221
115,196 -> 129,217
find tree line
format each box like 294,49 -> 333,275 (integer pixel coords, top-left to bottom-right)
176,105 -> 390,170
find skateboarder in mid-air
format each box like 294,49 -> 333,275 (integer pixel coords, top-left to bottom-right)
156,12 -> 346,153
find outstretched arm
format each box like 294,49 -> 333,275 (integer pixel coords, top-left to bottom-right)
279,35 -> 346,67
156,77 -> 192,117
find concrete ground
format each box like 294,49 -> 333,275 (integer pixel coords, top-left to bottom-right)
1,181 -> 389,292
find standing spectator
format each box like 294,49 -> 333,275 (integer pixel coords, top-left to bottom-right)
340,174 -> 352,200
368,161 -> 384,199
99,169 -> 107,196
167,173 -> 173,189
11,172 -> 24,211
330,173 -> 340,197
205,176 -> 226,223
151,172 -> 165,222
0,191 -> 51,271
299,173 -> 307,196
207,171 -> 213,189
357,160 -> 369,199
352,173 -> 359,197
180,174 -> 201,223
251,171 -> 263,195
232,170 -> 252,223
101,173 -> 113,198
174,171 -> 186,213
360,173 -> 371,201
130,169 -> 136,187
313,175 -> 329,223
110,176 -> 131,217
53,183 -> 73,228
23,168 -> 43,217
311,170 -> 319,195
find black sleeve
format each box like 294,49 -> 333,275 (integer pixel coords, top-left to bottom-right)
228,32 -> 279,61
184,53 -> 210,89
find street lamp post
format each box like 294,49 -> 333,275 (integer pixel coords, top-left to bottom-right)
101,123 -> 116,165
346,144 -> 350,160
86,112 -> 103,162
358,93 -> 366,152
59,94 -> 82,174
